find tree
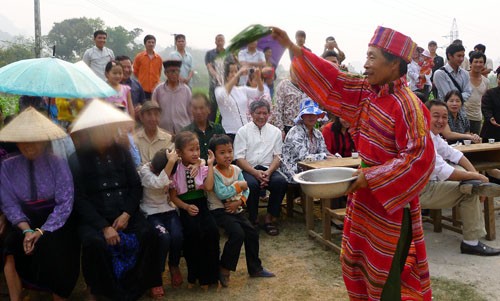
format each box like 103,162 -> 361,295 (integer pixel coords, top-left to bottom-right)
45,17 -> 105,61
0,36 -> 35,67
105,26 -> 143,59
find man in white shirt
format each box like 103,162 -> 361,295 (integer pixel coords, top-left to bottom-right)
237,41 -> 265,86
82,30 -> 115,81
420,100 -> 500,256
168,34 -> 194,88
234,100 -> 287,236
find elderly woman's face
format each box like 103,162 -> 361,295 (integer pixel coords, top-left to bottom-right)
302,114 -> 319,128
17,142 -> 48,160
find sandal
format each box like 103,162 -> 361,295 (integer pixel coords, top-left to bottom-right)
150,286 -> 164,299
262,223 -> 279,236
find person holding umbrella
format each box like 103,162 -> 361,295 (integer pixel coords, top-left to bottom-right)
272,26 -> 435,300
68,100 -> 163,300
0,107 -> 80,301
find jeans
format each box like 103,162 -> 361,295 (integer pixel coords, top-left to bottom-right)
146,210 -> 183,271
242,166 -> 287,223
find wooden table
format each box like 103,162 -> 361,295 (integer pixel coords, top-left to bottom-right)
297,142 -> 500,251
298,157 -> 360,252
454,142 -> 500,240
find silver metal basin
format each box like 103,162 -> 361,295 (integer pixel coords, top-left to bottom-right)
293,167 -> 357,199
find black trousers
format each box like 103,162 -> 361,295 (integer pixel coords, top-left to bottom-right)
211,209 -> 263,275
178,197 -> 220,285
78,214 -> 162,301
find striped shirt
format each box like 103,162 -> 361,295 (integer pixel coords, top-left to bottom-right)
293,49 -> 435,301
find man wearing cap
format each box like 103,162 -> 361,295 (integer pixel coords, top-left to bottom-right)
272,26 -> 435,300
134,100 -> 174,165
152,60 -> 192,135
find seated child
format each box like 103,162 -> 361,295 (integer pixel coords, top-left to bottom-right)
168,131 -> 220,288
138,148 -> 183,295
207,134 -> 275,287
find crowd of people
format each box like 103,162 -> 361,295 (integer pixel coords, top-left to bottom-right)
0,25 -> 499,301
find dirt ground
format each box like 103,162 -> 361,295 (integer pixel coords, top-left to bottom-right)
6,205 -> 497,301
424,203 -> 500,301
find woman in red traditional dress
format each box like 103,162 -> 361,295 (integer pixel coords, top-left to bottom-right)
272,26 -> 435,301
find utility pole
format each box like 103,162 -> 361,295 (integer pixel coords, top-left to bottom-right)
34,0 -> 41,57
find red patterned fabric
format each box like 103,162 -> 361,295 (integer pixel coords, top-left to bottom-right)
293,49 -> 435,301
369,26 -> 417,63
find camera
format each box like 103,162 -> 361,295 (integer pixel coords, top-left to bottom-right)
249,68 -> 255,74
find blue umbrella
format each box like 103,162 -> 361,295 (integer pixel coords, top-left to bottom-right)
0,57 -> 117,98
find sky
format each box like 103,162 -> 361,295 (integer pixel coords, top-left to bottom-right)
2,0 -> 500,73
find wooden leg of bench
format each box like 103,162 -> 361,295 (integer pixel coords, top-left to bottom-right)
452,206 -> 461,227
430,209 -> 442,233
305,195 -> 314,232
485,197 -> 496,241
321,199 -> 332,244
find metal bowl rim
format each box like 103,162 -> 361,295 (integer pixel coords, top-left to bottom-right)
293,167 -> 358,185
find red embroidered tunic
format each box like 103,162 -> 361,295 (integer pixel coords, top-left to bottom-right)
293,49 -> 435,300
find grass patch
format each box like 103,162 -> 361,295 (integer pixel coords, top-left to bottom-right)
431,276 -> 487,301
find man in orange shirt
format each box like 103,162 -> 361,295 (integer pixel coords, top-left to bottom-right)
133,34 -> 163,99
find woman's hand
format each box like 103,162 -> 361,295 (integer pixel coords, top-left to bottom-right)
185,204 -> 199,216
23,231 -> 42,255
103,226 -> 120,246
470,133 -> 482,144
345,169 -> 368,195
490,117 -> 500,127
112,212 -> 130,232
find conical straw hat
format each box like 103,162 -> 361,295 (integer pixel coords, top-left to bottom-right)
70,99 -> 134,133
0,107 -> 67,142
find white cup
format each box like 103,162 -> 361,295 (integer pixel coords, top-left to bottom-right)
464,140 -> 472,146
304,155 -> 315,162
489,138 -> 495,144
351,152 -> 359,159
